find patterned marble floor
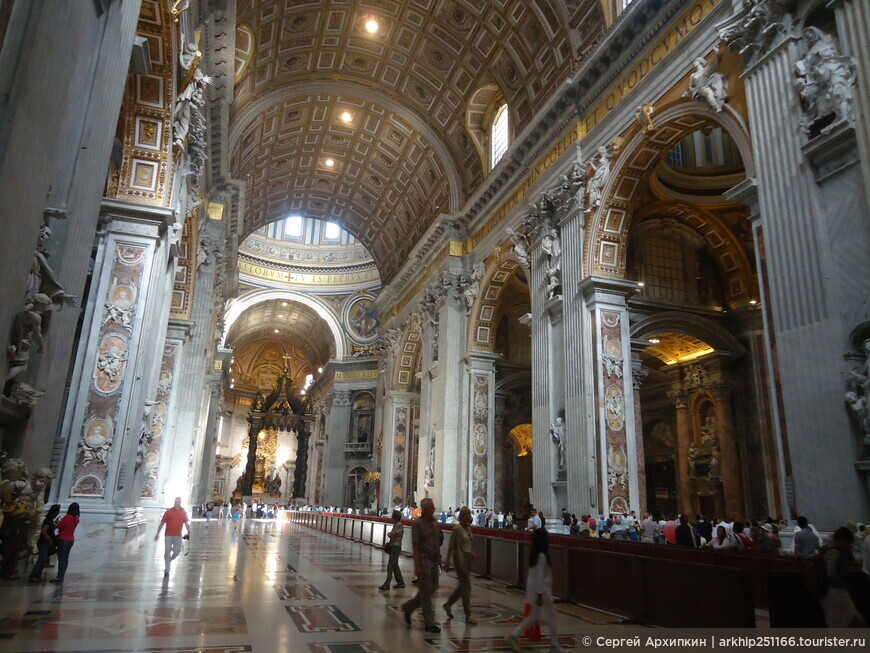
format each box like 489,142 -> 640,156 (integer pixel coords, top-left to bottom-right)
0,517 -> 666,651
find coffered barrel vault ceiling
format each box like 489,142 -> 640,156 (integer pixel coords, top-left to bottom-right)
229,0 -> 606,283
224,299 -> 335,369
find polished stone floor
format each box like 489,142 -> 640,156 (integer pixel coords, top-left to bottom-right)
0,517 -> 667,651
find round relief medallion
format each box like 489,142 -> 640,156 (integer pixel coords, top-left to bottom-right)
84,418 -> 111,449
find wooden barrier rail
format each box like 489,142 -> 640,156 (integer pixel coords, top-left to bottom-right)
286,512 -> 813,628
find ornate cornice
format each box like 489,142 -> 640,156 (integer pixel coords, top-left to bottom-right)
376,0 -> 699,315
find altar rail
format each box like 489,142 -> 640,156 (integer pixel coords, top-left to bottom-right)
286,511 -> 823,628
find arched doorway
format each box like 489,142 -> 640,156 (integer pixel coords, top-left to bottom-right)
584,100 -> 779,521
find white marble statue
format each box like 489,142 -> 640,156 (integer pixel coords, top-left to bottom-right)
506,227 -> 530,267
846,338 -> 870,435
794,27 -> 857,136
9,383 -> 44,409
684,46 -> 729,112
550,416 -> 566,471
6,294 -> 52,383
463,261 -> 485,310
585,145 -> 613,214
96,345 -> 128,381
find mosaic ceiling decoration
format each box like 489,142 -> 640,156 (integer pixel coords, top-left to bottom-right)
230,0 -> 605,282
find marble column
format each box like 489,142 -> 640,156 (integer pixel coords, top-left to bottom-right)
1,1 -> 142,467
138,320 -> 188,508
559,166 -> 598,519
322,388 -> 351,506
630,346 -> 650,516
466,351 -> 499,510
492,393 -> 508,512
194,380 -> 223,505
381,390 -> 417,507
528,228 -> 557,522
54,200 -> 174,525
431,278 -> 468,510
732,23 -> 870,525
161,220 -> 222,509
713,383 -> 744,519
580,278 -> 641,517
829,0 -> 870,202
668,388 -> 693,517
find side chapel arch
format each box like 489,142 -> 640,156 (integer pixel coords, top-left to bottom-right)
467,255 -> 525,351
392,318 -> 423,391
585,99 -> 755,280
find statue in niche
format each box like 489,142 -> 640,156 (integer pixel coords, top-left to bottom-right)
585,144 -> 613,214
541,227 -> 562,299
506,227 -> 530,267
699,415 -> 718,450
846,338 -> 870,436
550,416 -> 566,471
794,27 -> 857,137
684,46 -> 729,112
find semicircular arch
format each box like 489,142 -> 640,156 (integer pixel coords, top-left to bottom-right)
467,255 -> 524,352
631,200 -> 756,307
630,311 -> 746,358
585,99 -> 755,279
392,319 -> 423,391
222,289 -> 346,359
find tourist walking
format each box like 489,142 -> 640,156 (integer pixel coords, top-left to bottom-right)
155,497 -> 190,577
28,504 -> 60,583
204,501 -> 214,527
506,527 -> 562,652
379,509 -> 405,590
51,502 -> 80,583
401,497 -> 442,633
443,506 -> 477,624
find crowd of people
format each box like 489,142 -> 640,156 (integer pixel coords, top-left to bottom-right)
388,498 -> 564,652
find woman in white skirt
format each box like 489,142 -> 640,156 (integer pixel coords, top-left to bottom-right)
506,527 -> 562,653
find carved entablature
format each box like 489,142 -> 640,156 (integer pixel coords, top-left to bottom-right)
718,0 -> 790,68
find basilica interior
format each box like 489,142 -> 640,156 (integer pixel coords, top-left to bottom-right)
0,0 -> 868,647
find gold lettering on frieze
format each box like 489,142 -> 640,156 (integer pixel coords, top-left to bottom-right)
238,260 -> 379,285
334,370 -> 378,382
580,0 -> 722,135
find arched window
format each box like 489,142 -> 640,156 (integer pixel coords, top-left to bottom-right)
323,221 -> 340,241
490,104 -> 510,169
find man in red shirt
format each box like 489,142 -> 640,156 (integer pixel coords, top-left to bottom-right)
155,497 -> 190,576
